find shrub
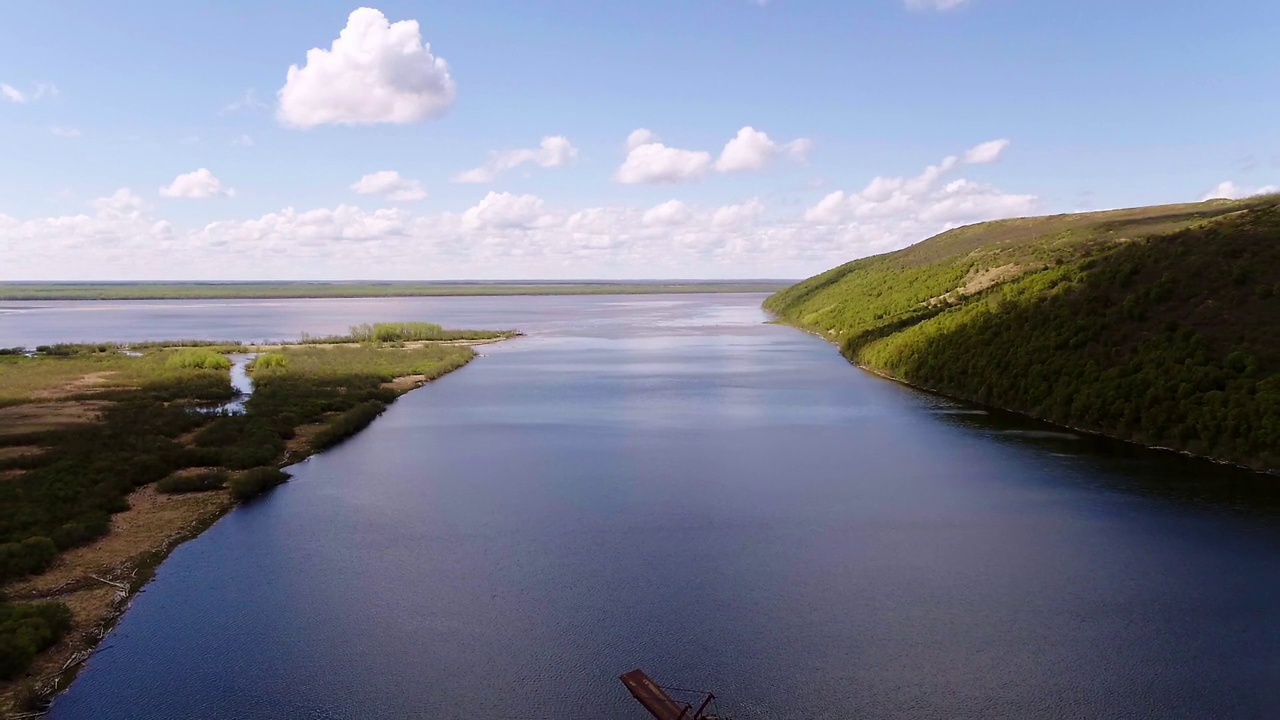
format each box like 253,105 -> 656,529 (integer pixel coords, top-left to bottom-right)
156,471 -> 228,494
0,537 -> 58,583
165,349 -> 231,370
251,353 -> 288,371
298,322 -> 511,344
229,467 -> 290,502
0,601 -> 72,680
311,400 -> 387,451
51,514 -> 110,550
192,416 -> 284,469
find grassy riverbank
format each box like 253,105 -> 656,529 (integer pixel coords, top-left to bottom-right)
766,196 -> 1280,473
0,325 -> 513,712
0,281 -> 788,301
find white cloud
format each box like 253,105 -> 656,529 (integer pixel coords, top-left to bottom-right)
50,126 -> 81,138
461,192 -> 550,230
159,169 -> 235,199
626,129 -> 660,152
1,143 -> 1050,280
618,127 -> 810,183
712,198 -> 765,227
232,134 -> 255,147
642,200 -> 692,226
1,84 -> 24,103
453,136 -> 578,183
1201,181 -> 1243,201
92,189 -> 148,218
963,139 -> 1010,164
198,205 -> 405,248
1200,181 -> 1279,201
904,0 -> 970,10
616,135 -> 713,184
716,127 -> 812,172
804,145 -> 1036,241
277,8 -> 455,128
785,138 -> 815,161
350,171 -> 427,202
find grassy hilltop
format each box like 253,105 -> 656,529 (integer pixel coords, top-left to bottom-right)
766,196 -> 1280,472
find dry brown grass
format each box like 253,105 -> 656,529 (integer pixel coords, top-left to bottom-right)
8,486 -> 231,598
30,371 -> 120,400
0,401 -> 107,436
0,446 -> 42,461
380,374 -> 427,391
283,422 -> 330,461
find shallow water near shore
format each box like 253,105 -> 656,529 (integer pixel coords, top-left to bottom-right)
6,294 -> 1278,719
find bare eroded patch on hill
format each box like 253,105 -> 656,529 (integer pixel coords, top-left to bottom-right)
925,263 -> 1031,307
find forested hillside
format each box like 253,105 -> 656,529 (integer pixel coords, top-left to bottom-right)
766,196 -> 1280,472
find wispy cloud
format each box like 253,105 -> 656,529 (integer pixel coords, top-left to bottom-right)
1200,181 -> 1278,201
904,0 -> 970,11
453,136 -> 578,183
221,88 -> 267,114
1,82 -> 58,104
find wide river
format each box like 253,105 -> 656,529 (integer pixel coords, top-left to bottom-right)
3,295 -> 1279,719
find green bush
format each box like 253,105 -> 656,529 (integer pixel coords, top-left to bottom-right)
165,349 -> 231,370
251,353 -> 288,371
156,471 -> 228,494
311,401 -> 387,451
0,601 -> 72,680
229,467 -> 290,502
0,537 -> 58,583
299,322 -> 511,344
192,416 -> 284,469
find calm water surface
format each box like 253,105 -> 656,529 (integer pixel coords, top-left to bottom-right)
5,295 -> 1278,719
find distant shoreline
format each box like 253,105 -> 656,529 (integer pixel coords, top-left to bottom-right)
0,281 -> 791,302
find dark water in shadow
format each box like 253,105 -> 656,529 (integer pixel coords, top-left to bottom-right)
8,295 -> 1277,719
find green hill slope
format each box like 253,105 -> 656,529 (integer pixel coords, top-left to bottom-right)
765,196 -> 1280,472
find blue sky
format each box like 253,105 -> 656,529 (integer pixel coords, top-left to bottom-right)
1,0 -> 1277,280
